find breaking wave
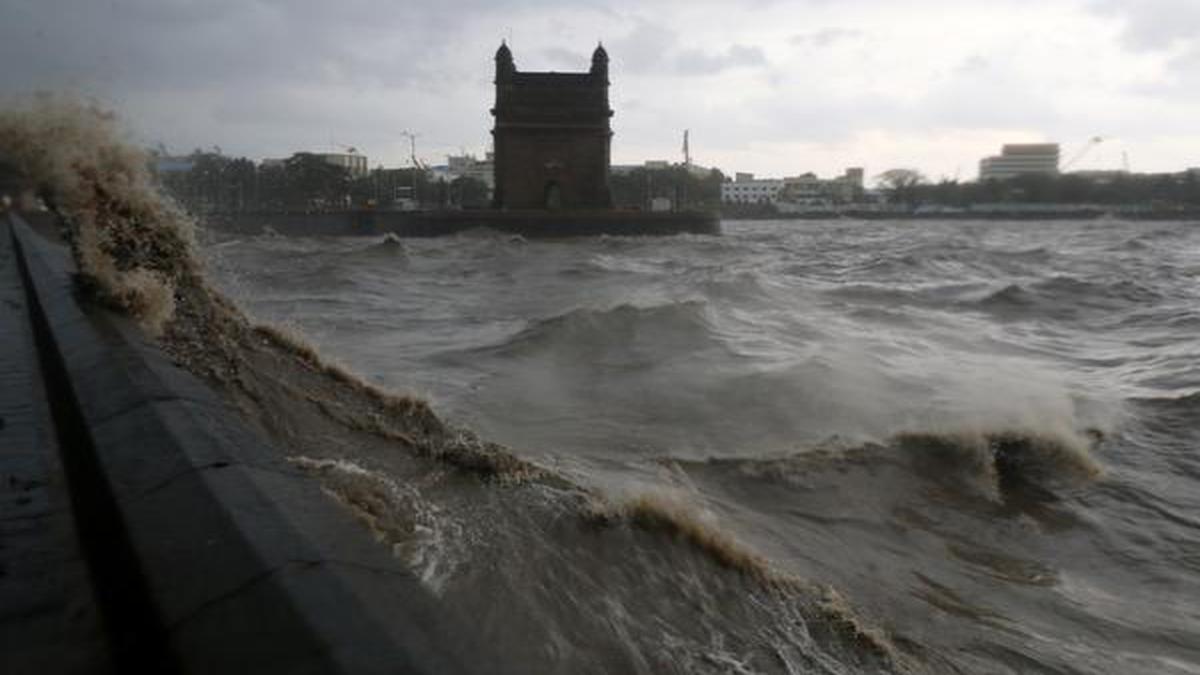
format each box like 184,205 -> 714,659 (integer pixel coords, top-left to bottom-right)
681,424 -> 1103,503
891,427 -> 1102,490
287,455 -> 463,592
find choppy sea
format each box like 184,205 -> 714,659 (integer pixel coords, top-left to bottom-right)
205,218 -> 1200,674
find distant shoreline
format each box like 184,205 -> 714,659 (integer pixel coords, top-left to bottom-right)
721,208 -> 1200,222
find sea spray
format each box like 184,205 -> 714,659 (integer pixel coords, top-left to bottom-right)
0,96 -> 188,333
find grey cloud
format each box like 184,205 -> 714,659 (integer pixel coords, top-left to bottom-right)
1088,0 -> 1200,51
608,19 -> 679,73
5,0 -> 1199,176
1086,0 -> 1200,104
953,55 -> 989,75
674,44 -> 767,75
738,50 -> 1059,147
920,55 -> 1061,130
0,0 -> 454,94
539,47 -> 590,70
790,28 -> 863,48
1126,44 -> 1200,103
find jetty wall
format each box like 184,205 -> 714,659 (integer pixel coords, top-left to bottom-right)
206,208 -> 720,237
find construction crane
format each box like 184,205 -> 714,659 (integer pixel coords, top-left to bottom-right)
1063,136 -> 1105,171
400,130 -> 426,170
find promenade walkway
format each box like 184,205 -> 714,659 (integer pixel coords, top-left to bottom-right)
0,216 -> 108,673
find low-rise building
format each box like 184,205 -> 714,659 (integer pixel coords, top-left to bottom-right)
259,152 -> 370,178
721,168 -> 865,205
611,160 -> 712,176
446,152 -> 495,190
721,174 -> 784,204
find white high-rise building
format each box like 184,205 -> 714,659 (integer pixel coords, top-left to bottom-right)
979,144 -> 1060,181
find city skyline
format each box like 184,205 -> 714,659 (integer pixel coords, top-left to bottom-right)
3,0 -> 1199,179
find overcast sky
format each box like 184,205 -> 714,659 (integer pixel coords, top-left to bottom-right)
3,0 -> 1199,180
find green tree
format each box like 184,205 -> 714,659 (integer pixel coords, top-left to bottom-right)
875,168 -> 926,207
609,165 -> 724,211
450,176 -> 490,208
282,153 -> 350,210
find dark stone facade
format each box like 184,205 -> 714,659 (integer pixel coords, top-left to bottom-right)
491,42 -> 613,210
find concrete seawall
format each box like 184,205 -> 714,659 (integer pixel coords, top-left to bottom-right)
1,213 -> 487,673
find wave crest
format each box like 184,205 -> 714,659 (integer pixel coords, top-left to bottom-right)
584,493 -> 775,582
976,275 -> 1162,317
893,427 -> 1102,490
482,300 -> 717,358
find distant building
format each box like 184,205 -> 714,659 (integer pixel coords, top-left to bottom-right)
721,167 -> 865,205
259,153 -> 369,178
315,152 -> 369,179
721,174 -> 784,204
491,41 -> 613,209
446,152 -> 495,190
979,144 -> 1060,181
610,159 -> 710,177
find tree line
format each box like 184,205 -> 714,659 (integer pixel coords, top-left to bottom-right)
155,150 -> 490,213
607,165 -> 726,211
156,150 -> 729,214
875,168 -> 1200,209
